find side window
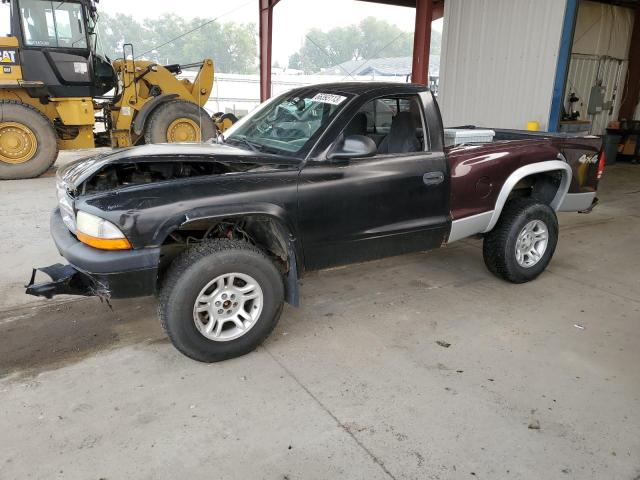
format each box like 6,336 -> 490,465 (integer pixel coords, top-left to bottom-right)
342,95 -> 426,155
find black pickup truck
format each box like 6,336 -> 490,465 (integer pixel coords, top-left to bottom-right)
27,82 -> 604,362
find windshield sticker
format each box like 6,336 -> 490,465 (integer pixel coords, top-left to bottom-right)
311,93 -> 347,105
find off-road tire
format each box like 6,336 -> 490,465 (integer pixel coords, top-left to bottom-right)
0,101 -> 58,180
144,99 -> 216,144
158,239 -> 284,362
483,198 -> 558,283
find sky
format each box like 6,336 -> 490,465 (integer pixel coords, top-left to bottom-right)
0,0 -> 443,64
95,0 -> 444,65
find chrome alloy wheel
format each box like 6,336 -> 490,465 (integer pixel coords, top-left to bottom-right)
193,272 -> 264,341
515,220 -> 549,268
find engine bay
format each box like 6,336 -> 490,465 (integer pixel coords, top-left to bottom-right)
80,160 -> 254,194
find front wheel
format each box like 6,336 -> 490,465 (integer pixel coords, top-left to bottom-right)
158,239 -> 284,362
483,198 -> 558,283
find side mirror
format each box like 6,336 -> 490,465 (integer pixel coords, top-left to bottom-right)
327,134 -> 377,160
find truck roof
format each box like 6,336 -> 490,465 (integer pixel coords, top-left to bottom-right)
289,82 -> 429,96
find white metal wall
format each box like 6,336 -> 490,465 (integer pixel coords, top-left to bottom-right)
438,0 -> 568,131
566,55 -> 628,134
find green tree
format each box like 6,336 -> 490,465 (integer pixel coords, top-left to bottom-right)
96,13 -> 153,60
95,13 -> 257,74
288,51 -> 303,70
288,17 -> 441,74
142,14 -> 190,64
357,17 -> 413,60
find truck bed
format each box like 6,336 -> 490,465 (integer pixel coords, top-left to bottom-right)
444,128 -> 602,220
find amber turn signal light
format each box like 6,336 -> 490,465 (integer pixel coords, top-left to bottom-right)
76,231 -> 132,250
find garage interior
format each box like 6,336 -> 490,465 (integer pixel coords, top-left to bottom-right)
1,0 -> 639,478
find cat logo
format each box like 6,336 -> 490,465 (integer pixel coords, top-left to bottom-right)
0,49 -> 18,65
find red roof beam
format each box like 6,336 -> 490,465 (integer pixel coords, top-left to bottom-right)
356,0 -> 443,20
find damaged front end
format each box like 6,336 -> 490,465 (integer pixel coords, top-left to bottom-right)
25,207 -> 161,301
25,264 -> 108,300
27,143 -> 296,304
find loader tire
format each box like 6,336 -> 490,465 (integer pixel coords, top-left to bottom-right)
216,112 -> 237,133
0,101 -> 58,180
144,100 -> 216,144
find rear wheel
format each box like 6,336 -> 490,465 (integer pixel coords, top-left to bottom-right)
158,239 -> 284,362
483,198 -> 558,283
0,101 -> 58,180
144,99 -> 216,144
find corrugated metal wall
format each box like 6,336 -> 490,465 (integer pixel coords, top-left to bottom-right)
566,55 -> 627,134
438,0 -> 568,131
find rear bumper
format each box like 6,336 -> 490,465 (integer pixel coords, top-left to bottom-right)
558,191 -> 597,212
26,209 -> 160,299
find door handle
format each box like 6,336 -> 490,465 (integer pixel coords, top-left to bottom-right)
423,171 -> 444,186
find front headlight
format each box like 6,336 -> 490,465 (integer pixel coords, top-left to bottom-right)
76,211 -> 132,250
56,182 -> 76,233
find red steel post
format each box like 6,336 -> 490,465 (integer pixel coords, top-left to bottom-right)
259,0 -> 279,102
411,0 -> 433,85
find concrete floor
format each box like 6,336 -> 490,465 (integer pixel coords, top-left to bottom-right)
0,154 -> 639,479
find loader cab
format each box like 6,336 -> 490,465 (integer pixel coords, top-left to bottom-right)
8,0 -> 114,97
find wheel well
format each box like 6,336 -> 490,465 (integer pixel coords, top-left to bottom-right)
131,94 -> 178,135
159,215 -> 291,278
482,162 -> 571,235
507,171 -> 564,207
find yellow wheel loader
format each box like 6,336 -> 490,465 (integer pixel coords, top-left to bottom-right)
0,0 -> 229,180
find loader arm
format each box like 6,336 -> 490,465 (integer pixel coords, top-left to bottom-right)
185,59 -> 215,107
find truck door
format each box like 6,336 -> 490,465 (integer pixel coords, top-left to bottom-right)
298,92 -> 451,270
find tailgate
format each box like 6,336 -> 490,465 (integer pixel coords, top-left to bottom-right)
553,136 -> 602,192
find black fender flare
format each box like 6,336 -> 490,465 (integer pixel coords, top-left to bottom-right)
155,203 -> 302,307
132,93 -> 179,136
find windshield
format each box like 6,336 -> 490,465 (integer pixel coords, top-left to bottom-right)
20,0 -> 87,49
224,89 -> 352,157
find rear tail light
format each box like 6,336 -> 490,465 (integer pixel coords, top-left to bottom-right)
597,150 -> 606,180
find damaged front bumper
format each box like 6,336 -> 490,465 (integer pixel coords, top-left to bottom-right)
26,209 -> 160,300
26,264 -> 104,299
